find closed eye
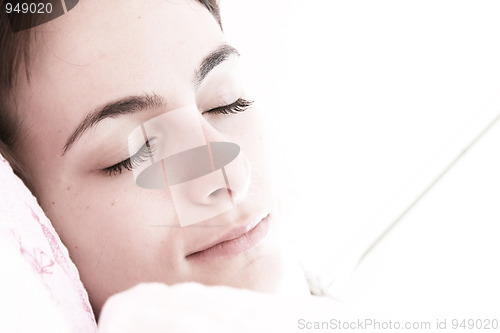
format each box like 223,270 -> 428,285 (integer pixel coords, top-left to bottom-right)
103,141 -> 155,176
205,98 -> 253,115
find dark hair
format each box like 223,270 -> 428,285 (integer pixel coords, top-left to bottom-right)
0,0 -> 221,185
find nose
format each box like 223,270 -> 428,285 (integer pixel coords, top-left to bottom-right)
167,120 -> 251,226
132,105 -> 251,226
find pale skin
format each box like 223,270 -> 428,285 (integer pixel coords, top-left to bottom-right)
11,0 -> 310,316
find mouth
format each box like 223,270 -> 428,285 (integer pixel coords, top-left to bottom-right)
185,213 -> 271,262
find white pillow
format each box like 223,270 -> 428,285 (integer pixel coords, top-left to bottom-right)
0,153 -> 97,332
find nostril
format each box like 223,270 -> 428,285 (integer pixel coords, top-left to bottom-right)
209,188 -> 234,203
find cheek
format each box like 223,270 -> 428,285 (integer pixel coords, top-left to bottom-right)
46,182 -> 186,312
212,108 -> 269,161
223,110 -> 275,205
233,110 -> 272,170
44,179 -> 181,273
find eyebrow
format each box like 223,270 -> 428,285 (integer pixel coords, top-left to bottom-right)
62,44 -> 240,156
194,44 -> 240,87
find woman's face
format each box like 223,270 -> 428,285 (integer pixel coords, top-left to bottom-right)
13,0 -> 288,313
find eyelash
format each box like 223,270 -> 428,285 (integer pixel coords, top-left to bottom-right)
103,142 -> 155,176
103,98 -> 253,176
205,98 -> 254,115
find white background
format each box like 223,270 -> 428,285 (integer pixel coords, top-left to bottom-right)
220,0 -> 500,278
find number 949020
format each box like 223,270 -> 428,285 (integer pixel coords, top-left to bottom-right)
451,318 -> 498,330
5,2 -> 53,14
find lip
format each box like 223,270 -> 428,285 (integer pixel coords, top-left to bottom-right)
186,213 -> 271,262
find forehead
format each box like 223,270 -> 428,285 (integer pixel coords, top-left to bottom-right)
17,0 -> 222,132
14,0 -> 223,159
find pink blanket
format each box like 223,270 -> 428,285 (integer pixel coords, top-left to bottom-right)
0,154 -> 97,332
